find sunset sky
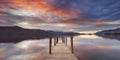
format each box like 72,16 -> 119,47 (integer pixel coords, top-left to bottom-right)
0,0 -> 120,33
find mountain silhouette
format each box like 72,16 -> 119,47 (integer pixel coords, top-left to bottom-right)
0,26 -> 79,43
96,28 -> 120,40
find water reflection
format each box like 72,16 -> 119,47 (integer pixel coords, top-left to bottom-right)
74,35 -> 120,60
0,35 -> 120,60
77,34 -> 102,39
0,39 -> 49,60
0,36 -> 75,60
97,34 -> 120,40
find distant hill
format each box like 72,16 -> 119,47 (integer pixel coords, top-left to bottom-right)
96,28 -> 120,35
96,28 -> 120,40
0,26 -> 79,43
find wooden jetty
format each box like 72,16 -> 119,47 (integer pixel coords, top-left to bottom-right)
46,36 -> 78,60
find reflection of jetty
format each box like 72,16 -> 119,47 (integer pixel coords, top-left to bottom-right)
47,36 -> 78,60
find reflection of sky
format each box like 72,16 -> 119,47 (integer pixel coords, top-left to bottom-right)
74,35 -> 120,60
0,0 -> 120,32
77,35 -> 102,39
1,35 -> 120,60
0,39 -> 49,60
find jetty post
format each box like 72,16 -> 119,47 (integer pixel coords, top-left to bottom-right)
62,37 -> 65,43
70,36 -> 74,53
65,36 -> 67,46
54,37 -> 56,46
49,37 -> 52,54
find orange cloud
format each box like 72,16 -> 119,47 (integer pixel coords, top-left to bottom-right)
61,19 -> 108,26
52,8 -> 79,20
81,20 -> 108,25
0,0 -> 108,27
11,0 -> 78,18
53,9 -> 70,18
0,13 -> 7,16
0,0 -> 79,21
11,0 -> 53,12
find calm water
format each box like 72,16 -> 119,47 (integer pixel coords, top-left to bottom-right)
0,35 -> 120,60
74,35 -> 120,60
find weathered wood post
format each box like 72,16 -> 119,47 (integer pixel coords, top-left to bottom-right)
62,37 -> 63,43
49,37 -> 52,54
70,36 -> 74,53
56,36 -> 59,43
54,37 -> 56,46
62,37 -> 65,43
66,36 -> 67,46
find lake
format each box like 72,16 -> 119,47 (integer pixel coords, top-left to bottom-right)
74,35 -> 120,60
0,35 -> 120,60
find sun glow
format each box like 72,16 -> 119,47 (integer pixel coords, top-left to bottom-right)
77,35 -> 102,39
79,31 -> 98,33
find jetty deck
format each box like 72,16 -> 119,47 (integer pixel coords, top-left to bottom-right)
46,43 -> 78,60
35,36 -> 78,60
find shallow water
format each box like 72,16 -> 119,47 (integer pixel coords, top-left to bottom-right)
0,35 -> 120,60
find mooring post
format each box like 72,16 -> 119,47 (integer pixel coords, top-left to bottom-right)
56,36 -> 59,43
49,37 -> 52,54
66,36 -> 67,46
62,37 -> 63,43
62,37 -> 65,43
54,37 -> 56,46
70,36 -> 74,53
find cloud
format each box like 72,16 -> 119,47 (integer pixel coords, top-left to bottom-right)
0,0 -> 120,32
74,24 -> 120,32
